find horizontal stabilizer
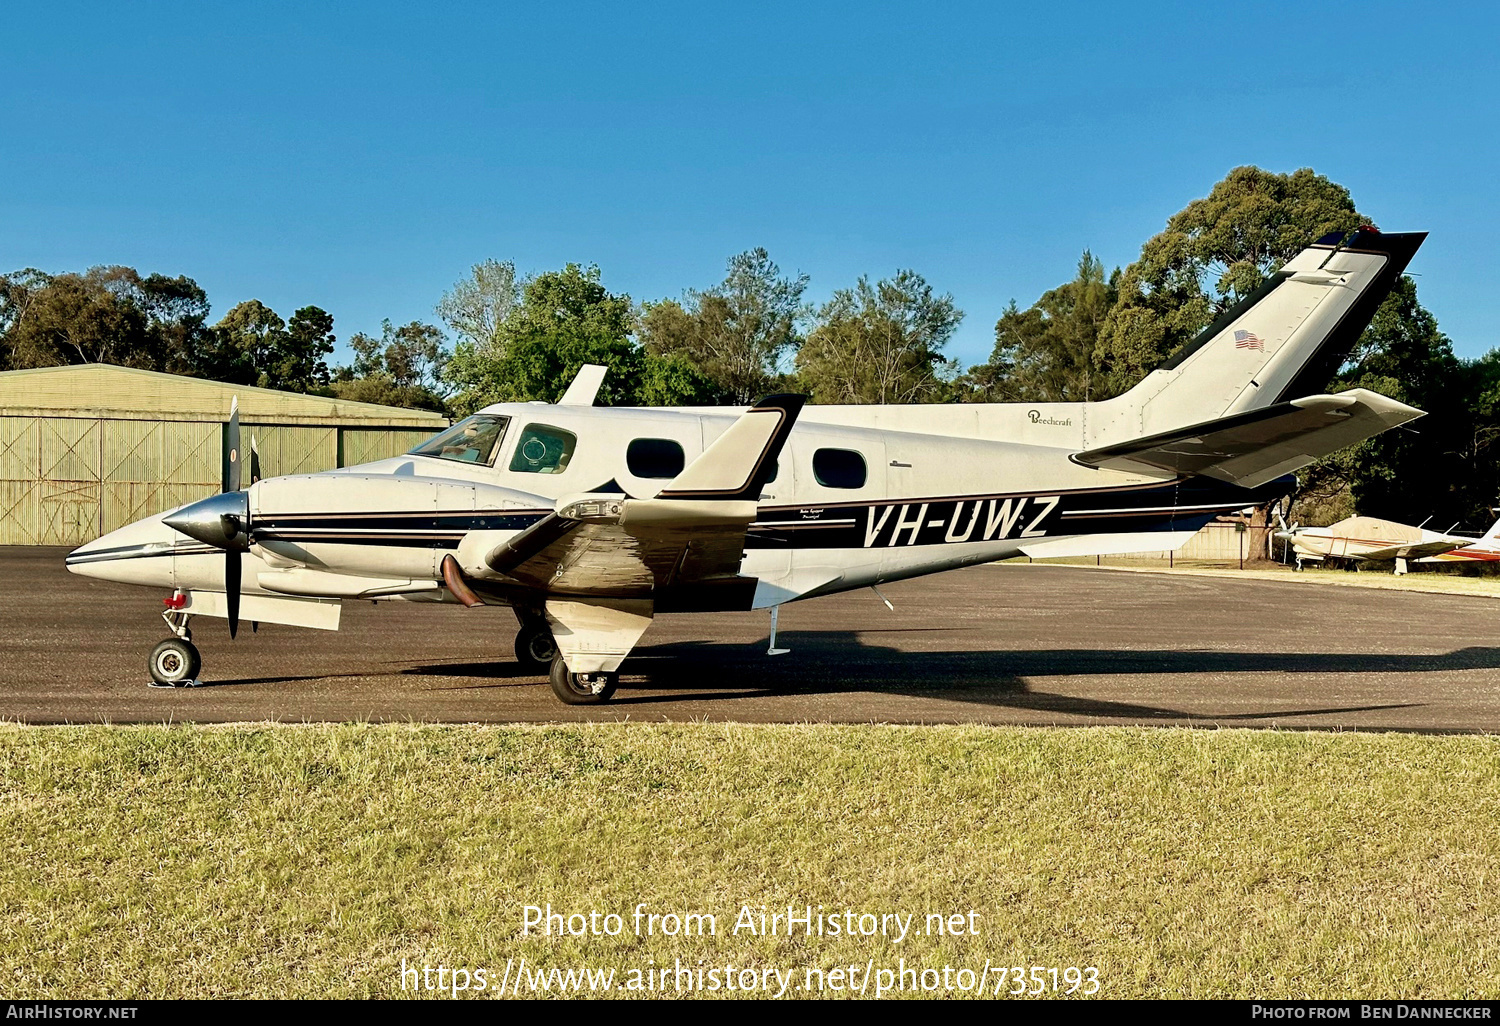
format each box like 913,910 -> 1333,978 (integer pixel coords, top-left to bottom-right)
1073,388 -> 1424,488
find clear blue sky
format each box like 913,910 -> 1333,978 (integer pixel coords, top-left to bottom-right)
4,1 -> 1497,370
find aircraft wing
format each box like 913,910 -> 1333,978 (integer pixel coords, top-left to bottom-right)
1353,539 -> 1473,561
467,394 -> 804,597
1073,388 -> 1424,489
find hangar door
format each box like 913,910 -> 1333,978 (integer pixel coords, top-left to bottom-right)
0,417 -> 223,546
241,424 -> 339,482
0,418 -> 102,546
1,416 -> 444,546
104,420 -> 221,539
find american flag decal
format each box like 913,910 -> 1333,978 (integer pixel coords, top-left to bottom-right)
1233,329 -> 1264,350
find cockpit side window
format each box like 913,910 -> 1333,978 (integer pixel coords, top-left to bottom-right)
408,415 -> 511,466
509,423 -> 578,474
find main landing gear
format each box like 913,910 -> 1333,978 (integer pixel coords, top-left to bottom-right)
514,619 -> 559,674
149,594 -> 201,687
548,654 -> 618,705
514,610 -> 615,704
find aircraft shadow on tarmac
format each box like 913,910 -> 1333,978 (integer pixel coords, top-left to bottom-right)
396,629 -> 1500,722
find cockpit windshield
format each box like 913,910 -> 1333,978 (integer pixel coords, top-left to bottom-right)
407,415 -> 511,466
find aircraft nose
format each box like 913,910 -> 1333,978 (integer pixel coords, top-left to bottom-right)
65,534 -> 114,567
63,509 -> 181,583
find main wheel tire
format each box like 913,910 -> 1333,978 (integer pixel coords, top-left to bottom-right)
514,623 -> 558,673
548,654 -> 618,705
149,638 -> 201,686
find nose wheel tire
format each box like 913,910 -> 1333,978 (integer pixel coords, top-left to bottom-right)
515,622 -> 559,673
149,638 -> 201,687
548,654 -> 618,705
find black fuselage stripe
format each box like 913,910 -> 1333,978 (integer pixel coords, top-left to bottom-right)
66,544 -> 219,565
243,475 -> 1286,551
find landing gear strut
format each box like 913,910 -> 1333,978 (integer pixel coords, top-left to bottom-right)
548,654 -> 618,705
150,592 -> 201,687
514,620 -> 559,673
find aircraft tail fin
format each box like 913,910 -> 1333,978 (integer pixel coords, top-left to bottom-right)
1087,228 -> 1426,448
1481,510 -> 1500,542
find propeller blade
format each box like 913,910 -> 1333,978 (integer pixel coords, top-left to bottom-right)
227,395 -> 241,493
226,550 -> 241,639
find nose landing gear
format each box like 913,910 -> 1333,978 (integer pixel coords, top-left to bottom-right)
149,638 -> 201,687
149,592 -> 201,687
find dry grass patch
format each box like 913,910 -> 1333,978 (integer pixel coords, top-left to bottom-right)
1,723 -> 1498,998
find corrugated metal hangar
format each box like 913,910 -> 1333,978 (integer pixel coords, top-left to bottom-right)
0,364 -> 448,546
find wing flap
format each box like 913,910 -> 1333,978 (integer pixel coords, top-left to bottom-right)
1074,388 -> 1424,488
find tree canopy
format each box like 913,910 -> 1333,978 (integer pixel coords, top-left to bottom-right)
6,164 -> 1496,532
436,259 -> 518,354
965,252 -> 1116,404
796,270 -> 962,405
328,319 -> 448,412
0,266 -> 210,375
639,248 -> 808,405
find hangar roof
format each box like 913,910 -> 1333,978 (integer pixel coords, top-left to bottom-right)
0,364 -> 447,427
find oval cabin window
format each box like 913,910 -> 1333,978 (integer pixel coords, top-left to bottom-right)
626,438 -> 686,479
812,448 -> 866,489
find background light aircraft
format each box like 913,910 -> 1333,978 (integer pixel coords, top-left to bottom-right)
1416,511 -> 1500,567
68,229 -> 1426,704
1274,514 -> 1474,573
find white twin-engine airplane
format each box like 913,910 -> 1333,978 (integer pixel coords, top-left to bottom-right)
67,228 -> 1426,704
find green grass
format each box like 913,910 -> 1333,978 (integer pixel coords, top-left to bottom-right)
3,723 -> 1500,999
